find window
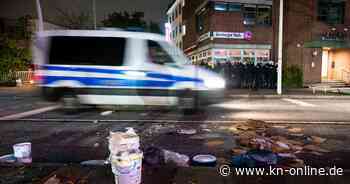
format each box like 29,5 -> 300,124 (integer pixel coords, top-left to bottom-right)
243,5 -> 257,25
182,25 -> 186,35
318,0 -> 345,24
175,7 -> 178,18
257,5 -> 272,25
228,3 -> 241,12
147,41 -> 175,65
175,26 -> 178,37
213,49 -> 271,64
49,36 -> 126,66
214,2 -> 228,11
196,12 -> 205,32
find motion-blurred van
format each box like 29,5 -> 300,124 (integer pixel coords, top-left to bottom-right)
33,30 -> 225,111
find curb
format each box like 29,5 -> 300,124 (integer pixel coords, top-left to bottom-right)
228,95 -> 350,100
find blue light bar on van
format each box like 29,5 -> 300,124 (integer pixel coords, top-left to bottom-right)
99,27 -> 124,31
98,27 -> 145,32
126,27 -> 145,32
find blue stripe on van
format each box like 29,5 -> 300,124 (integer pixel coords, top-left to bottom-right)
44,76 -> 177,88
146,72 -> 202,82
42,65 -> 203,82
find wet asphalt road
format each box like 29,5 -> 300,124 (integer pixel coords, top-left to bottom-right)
0,86 -> 350,122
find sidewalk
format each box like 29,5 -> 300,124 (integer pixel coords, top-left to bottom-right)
227,88 -> 350,99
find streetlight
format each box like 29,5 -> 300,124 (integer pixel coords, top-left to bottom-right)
277,0 -> 284,95
92,0 -> 97,29
35,0 -> 44,31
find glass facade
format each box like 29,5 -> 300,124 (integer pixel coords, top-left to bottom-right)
214,2 -> 228,11
189,48 -> 271,64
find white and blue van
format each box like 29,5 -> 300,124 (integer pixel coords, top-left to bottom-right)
33,30 -> 225,111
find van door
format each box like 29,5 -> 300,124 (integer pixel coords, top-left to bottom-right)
144,40 -> 191,105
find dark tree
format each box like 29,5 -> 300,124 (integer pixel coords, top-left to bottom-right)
55,8 -> 92,29
148,21 -> 162,34
102,11 -> 147,29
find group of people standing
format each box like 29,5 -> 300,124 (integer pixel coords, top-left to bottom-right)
197,61 -> 278,89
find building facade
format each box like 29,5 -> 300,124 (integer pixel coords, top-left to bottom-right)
183,0 -> 274,65
166,0 -> 350,85
166,0 -> 186,49
281,0 -> 350,84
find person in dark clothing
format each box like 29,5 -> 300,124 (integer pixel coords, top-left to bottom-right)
254,63 -> 263,90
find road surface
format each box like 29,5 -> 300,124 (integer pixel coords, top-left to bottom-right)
1,87 -> 350,122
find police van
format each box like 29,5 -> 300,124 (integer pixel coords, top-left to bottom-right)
34,30 -> 225,111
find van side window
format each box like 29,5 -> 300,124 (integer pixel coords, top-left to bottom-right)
147,41 -> 175,65
49,36 -> 126,66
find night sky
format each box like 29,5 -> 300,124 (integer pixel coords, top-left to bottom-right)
0,0 -> 173,23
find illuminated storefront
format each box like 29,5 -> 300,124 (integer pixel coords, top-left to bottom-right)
189,44 -> 272,64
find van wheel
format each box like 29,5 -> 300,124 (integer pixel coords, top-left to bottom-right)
61,92 -> 80,114
179,90 -> 199,115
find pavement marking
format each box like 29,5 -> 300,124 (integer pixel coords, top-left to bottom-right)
282,98 -> 316,107
0,105 -> 61,120
100,111 -> 114,116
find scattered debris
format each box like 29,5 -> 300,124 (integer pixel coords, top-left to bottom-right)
13,142 -> 32,164
109,128 -> 140,153
303,145 -> 330,153
272,125 -> 288,129
287,128 -> 303,133
232,150 -> 278,168
205,140 -> 225,147
192,154 -> 217,167
309,151 -> 324,156
163,150 -> 189,167
81,160 -> 107,166
227,120 -> 330,168
310,136 -> 327,144
236,124 -> 251,131
144,147 -> 189,167
144,147 -> 165,166
286,158 -> 305,168
109,128 -> 143,184
43,175 -> 60,184
277,153 -> 297,159
202,129 -> 212,132
177,129 -> 197,135
190,133 -> 223,140
144,124 -> 177,135
0,154 -> 16,163
93,143 -> 100,148
231,148 -> 248,156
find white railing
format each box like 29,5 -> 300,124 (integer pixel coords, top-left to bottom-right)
0,71 -> 34,83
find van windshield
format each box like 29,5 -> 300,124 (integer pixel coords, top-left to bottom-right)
158,41 -> 190,66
